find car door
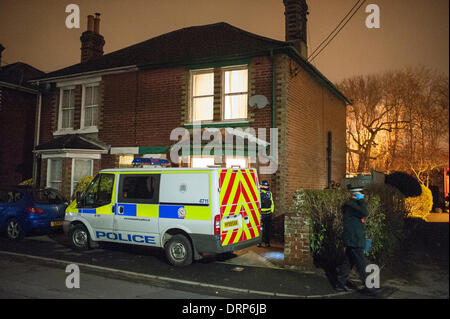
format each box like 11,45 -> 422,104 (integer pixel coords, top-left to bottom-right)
77,173 -> 116,235
114,173 -> 160,246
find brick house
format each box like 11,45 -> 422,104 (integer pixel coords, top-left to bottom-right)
32,1 -> 349,214
0,45 -> 45,185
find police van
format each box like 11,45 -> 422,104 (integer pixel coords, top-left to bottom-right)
64,167 -> 262,266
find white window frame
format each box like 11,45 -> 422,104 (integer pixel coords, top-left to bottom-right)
80,83 -> 100,130
71,158 -> 94,196
189,69 -> 214,122
46,158 -> 63,191
221,65 -> 249,121
57,86 -> 76,131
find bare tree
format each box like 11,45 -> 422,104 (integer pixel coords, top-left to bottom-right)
340,67 -> 449,180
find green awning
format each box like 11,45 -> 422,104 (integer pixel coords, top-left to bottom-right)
138,146 -> 169,154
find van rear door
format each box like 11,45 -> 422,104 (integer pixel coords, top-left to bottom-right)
218,169 -> 261,247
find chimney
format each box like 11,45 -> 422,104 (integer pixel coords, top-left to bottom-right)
80,13 -> 105,63
283,0 -> 309,59
0,44 -> 5,67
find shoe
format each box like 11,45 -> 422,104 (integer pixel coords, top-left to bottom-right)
257,243 -> 262,247
335,284 -> 351,292
266,243 -> 271,248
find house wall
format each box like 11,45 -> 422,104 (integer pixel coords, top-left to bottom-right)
37,55 -> 346,209
282,57 -> 347,212
0,86 -> 37,185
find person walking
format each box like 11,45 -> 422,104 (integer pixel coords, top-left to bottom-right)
258,180 -> 274,248
335,187 -> 376,296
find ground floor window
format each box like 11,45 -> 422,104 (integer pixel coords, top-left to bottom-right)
225,156 -> 248,168
191,156 -> 215,168
119,154 -> 134,168
71,159 -> 93,196
190,156 -> 249,168
47,159 -> 62,191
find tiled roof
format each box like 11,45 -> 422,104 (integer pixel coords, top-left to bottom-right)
0,62 -> 44,88
35,134 -> 107,151
40,22 -> 287,80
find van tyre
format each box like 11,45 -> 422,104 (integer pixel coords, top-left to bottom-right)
165,234 -> 193,267
68,224 -> 90,251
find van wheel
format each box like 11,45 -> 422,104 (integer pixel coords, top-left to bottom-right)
165,234 -> 193,267
68,224 -> 90,251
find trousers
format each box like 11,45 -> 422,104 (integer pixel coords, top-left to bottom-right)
261,213 -> 272,244
336,246 -> 369,287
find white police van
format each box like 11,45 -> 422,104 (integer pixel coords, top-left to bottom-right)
64,167 -> 262,266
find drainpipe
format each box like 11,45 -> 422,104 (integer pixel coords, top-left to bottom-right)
32,87 -> 42,187
270,49 -> 276,129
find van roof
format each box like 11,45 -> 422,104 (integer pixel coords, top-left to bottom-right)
100,167 -> 255,173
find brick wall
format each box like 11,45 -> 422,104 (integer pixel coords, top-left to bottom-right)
284,212 -> 313,270
282,58 -> 347,211
0,86 -> 37,185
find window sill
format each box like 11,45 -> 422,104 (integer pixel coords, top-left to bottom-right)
53,127 -> 99,136
184,121 -> 249,129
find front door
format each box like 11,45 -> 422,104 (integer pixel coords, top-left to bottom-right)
114,173 -> 160,246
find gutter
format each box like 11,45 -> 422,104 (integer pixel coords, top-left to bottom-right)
280,46 -> 352,105
0,80 -> 39,94
29,65 -> 138,84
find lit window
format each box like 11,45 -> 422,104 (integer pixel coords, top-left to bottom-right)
47,159 -> 62,191
191,70 -> 214,121
192,156 -> 215,168
59,87 -> 75,129
83,84 -> 99,128
223,68 -> 248,120
119,155 -> 134,168
225,157 -> 247,168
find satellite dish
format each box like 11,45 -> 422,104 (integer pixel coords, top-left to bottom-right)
249,95 -> 269,109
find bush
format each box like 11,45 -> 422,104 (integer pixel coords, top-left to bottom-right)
72,176 -> 94,199
291,184 -> 407,268
385,171 -> 422,198
405,184 -> 433,219
364,184 -> 407,262
291,189 -> 350,268
18,178 -> 33,186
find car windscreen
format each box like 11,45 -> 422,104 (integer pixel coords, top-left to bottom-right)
33,189 -> 66,204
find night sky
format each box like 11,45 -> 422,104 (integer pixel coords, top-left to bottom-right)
0,0 -> 448,83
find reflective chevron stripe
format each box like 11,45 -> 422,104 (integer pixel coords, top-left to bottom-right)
219,169 -> 261,246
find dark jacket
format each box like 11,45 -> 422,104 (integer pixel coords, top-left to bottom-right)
342,198 -> 368,248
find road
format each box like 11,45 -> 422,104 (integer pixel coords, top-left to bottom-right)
0,232 -> 346,300
0,257 -> 219,299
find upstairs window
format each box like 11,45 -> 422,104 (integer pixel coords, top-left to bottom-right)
82,84 -> 99,128
59,87 -> 75,129
223,67 -> 248,120
191,70 -> 214,121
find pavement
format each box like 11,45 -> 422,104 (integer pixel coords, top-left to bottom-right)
425,212 -> 449,223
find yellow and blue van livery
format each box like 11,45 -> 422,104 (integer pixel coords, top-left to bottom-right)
64,168 -> 262,266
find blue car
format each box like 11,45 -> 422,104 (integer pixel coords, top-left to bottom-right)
0,186 -> 67,240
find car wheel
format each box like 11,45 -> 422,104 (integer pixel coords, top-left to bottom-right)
165,234 -> 193,267
6,218 -> 25,240
68,224 -> 90,251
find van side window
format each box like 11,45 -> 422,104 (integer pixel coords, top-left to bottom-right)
119,174 -> 160,204
83,173 -> 115,208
